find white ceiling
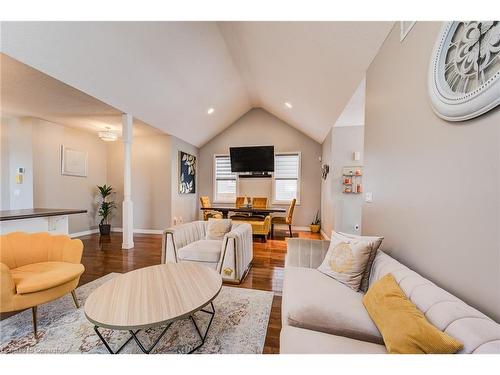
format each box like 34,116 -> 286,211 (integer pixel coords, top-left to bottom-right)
0,53 -> 160,137
0,21 -> 393,146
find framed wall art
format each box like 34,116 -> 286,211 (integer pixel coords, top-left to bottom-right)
61,145 -> 87,177
179,151 -> 196,194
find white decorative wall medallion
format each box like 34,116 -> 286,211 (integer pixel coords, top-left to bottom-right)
428,21 -> 500,121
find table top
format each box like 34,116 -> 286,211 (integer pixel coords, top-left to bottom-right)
200,206 -> 286,213
0,208 -> 87,221
84,263 -> 222,330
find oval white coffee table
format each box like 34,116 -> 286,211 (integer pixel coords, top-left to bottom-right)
84,262 -> 222,354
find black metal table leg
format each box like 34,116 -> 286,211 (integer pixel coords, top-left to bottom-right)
94,326 -> 139,354
93,301 -> 216,354
129,323 -> 172,354
188,301 -> 216,353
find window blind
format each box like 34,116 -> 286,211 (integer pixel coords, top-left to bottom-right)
215,155 -> 236,202
274,153 -> 300,202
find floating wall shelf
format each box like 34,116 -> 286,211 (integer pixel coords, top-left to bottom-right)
342,166 -> 363,194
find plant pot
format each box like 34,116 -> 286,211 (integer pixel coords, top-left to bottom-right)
310,224 -> 320,233
99,224 -> 111,235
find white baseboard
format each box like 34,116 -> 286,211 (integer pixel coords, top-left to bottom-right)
292,226 -> 311,232
70,229 -> 99,238
320,229 -> 330,240
111,227 -> 164,235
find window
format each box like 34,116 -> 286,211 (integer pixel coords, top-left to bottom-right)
273,153 -> 300,204
214,155 -> 237,203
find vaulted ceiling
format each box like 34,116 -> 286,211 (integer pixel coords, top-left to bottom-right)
0,21 -> 393,146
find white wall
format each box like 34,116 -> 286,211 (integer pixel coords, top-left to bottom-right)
199,108 -> 322,227
1,117 -> 34,210
321,126 -> 365,237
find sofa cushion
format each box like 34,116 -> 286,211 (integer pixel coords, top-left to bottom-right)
282,266 -> 383,344
368,251 -> 500,353
336,231 -> 383,292
205,218 -> 232,240
317,234 -> 373,291
178,240 -> 222,263
11,261 -> 85,294
363,274 -> 463,354
280,326 -> 387,354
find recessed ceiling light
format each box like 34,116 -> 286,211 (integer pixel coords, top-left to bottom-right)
285,102 -> 293,109
207,108 -> 215,115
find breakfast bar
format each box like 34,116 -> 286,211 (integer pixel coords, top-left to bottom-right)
0,208 -> 87,235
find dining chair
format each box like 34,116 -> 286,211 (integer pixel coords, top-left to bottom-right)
271,198 -> 296,238
199,196 -> 223,220
245,197 -> 268,221
235,196 -> 246,208
252,197 -> 268,209
230,196 -> 252,220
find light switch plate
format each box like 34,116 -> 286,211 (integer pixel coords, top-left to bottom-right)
365,192 -> 373,203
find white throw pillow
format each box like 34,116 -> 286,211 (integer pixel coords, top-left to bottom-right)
206,218 -> 232,240
336,231 -> 384,292
317,231 -> 373,291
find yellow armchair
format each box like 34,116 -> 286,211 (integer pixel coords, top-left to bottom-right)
233,215 -> 271,242
0,232 -> 85,336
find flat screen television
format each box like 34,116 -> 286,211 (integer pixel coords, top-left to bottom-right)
229,146 -> 275,173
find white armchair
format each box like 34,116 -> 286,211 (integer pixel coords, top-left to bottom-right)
162,220 -> 253,283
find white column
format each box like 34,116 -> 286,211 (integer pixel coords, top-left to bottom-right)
122,113 -> 134,249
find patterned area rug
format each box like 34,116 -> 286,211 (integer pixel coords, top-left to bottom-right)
0,273 -> 274,354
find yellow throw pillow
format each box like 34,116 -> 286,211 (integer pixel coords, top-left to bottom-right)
363,274 -> 463,354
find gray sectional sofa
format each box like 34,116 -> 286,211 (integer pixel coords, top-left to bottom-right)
280,238 -> 500,354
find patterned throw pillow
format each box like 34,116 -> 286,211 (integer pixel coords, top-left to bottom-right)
317,233 -> 373,291
205,218 -> 232,240
335,231 -> 384,292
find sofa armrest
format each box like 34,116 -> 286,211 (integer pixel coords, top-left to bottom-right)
285,238 -> 330,269
61,239 -> 84,264
162,221 -> 207,263
0,262 -> 15,311
220,222 -> 253,281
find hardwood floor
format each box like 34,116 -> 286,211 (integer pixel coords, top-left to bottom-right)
3,228 -> 322,354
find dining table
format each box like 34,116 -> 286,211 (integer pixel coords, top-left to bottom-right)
200,206 -> 286,219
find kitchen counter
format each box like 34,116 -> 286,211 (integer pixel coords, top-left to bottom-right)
0,208 -> 87,235
0,208 -> 87,221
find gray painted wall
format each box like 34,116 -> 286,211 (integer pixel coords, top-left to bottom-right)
1,117 -> 34,210
107,133 -> 199,231
0,117 -> 107,233
108,134 -> 173,231
32,119 -> 107,233
199,108 -> 322,227
171,135 -> 199,225
321,126 -> 364,237
321,129 -> 334,236
363,22 -> 500,321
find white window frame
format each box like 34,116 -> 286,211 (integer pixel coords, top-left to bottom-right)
213,154 -> 239,204
272,151 -> 301,205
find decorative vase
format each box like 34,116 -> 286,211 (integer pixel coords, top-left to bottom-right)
99,224 -> 111,235
310,224 -> 320,233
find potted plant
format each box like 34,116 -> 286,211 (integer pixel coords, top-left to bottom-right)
97,184 -> 115,235
310,211 -> 321,233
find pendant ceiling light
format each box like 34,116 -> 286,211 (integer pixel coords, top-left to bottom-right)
98,127 -> 118,142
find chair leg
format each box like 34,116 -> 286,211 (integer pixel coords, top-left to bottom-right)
289,224 -> 293,238
271,224 -> 274,239
32,306 -> 38,338
71,290 -> 80,308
